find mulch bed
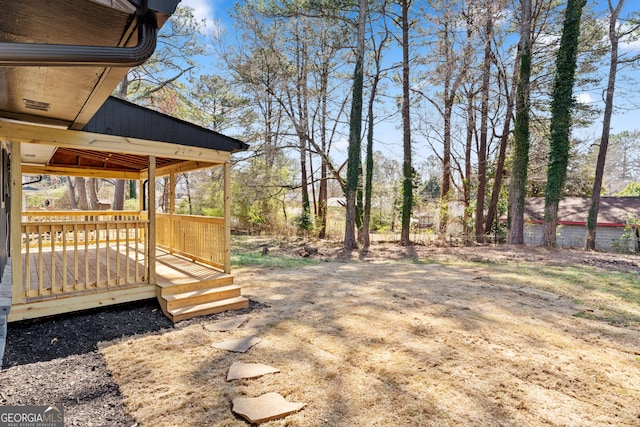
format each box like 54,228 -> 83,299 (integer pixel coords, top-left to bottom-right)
0,299 -> 265,426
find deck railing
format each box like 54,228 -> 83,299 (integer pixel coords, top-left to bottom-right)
21,211 -> 149,299
156,213 -> 225,270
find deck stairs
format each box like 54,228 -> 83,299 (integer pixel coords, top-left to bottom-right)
156,275 -> 249,323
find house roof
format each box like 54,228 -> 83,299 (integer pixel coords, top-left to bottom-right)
524,197 -> 640,227
83,97 -> 249,153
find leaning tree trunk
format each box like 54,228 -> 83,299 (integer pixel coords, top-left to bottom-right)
484,51 -> 519,235
586,0 -> 623,250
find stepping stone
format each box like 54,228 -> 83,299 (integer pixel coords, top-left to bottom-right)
232,392 -> 306,424
211,336 -> 261,353
203,316 -> 248,332
226,362 -> 280,381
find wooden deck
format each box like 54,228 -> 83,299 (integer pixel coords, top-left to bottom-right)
8,245 -> 231,322
21,244 -> 227,300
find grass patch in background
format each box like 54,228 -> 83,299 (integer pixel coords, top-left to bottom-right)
232,251 -> 320,269
455,259 -> 640,328
231,235 -> 323,268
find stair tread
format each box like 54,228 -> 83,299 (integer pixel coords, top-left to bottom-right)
163,284 -> 241,302
169,296 -> 248,316
157,275 -> 233,288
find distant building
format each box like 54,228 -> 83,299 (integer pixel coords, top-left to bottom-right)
520,197 -> 640,252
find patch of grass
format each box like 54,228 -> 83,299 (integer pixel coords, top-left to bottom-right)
573,309 -> 640,328
450,259 -> 640,328
232,251 -> 320,269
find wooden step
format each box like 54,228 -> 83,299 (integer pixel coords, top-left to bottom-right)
157,276 -> 234,298
168,296 -> 249,322
164,284 -> 242,311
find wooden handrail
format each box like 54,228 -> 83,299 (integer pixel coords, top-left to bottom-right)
20,214 -> 149,299
156,213 -> 225,270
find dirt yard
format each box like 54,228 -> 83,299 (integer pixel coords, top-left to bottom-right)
2,243 -> 640,426
99,244 -> 640,426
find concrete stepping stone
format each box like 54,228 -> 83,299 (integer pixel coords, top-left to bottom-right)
232,392 -> 306,424
226,362 -> 280,381
211,336 -> 261,353
203,316 -> 248,332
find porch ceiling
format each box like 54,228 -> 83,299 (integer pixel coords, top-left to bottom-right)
19,140 -> 221,179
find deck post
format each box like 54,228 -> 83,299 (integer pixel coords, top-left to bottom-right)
223,161 -> 231,274
148,156 -> 156,285
169,173 -> 175,251
10,141 -> 23,305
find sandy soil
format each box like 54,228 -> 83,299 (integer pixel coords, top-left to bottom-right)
98,245 -> 640,426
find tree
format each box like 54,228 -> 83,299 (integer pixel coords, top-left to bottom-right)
414,1 -> 473,235
542,0 -> 587,247
399,0 -> 413,246
586,0 -> 640,250
344,0 -> 368,250
507,0 -> 533,245
117,6 -> 206,103
363,3 -> 391,249
474,3 -> 494,243
615,182 -> 640,196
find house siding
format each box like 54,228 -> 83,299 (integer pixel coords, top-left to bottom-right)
524,223 -> 637,252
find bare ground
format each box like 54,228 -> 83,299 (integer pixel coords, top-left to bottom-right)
2,242 -> 639,426
95,243 -> 640,426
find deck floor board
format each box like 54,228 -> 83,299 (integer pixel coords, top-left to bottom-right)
21,244 -> 226,301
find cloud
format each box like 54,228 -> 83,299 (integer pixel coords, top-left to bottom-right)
179,0 -> 222,35
576,92 -> 595,105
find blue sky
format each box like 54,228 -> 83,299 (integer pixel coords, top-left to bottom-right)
178,0 -> 640,163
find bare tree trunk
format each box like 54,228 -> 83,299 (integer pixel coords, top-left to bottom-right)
87,178 -> 99,210
484,53 -> 519,235
586,0 -> 623,250
184,173 -> 193,215
76,177 -> 89,210
439,101 -> 453,235
113,180 -> 125,210
66,177 -> 78,210
317,68 -> 329,239
463,89 -> 475,239
474,8 -> 493,243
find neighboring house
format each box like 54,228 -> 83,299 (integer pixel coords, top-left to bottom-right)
0,0 -> 250,367
522,197 -> 640,252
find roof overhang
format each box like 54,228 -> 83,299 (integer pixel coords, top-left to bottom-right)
0,0 -> 180,130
